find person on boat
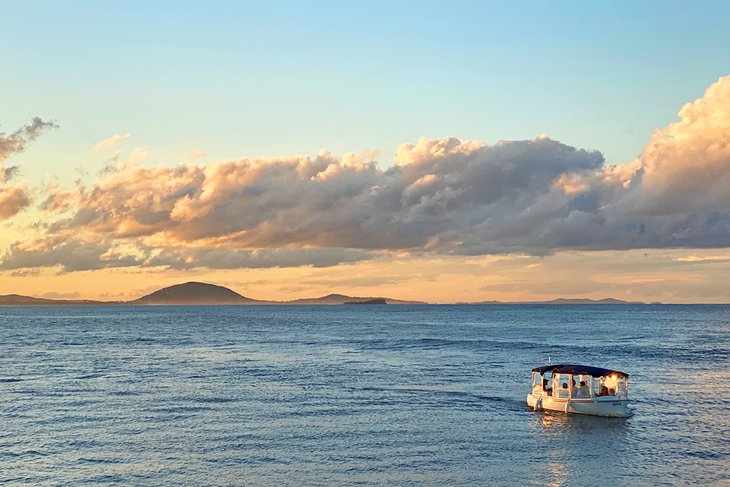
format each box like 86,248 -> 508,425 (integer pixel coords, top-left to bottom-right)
599,385 -> 609,396
542,378 -> 552,395
575,380 -> 590,398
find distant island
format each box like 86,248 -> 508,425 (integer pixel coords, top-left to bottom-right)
285,293 -> 418,305
0,282 -> 423,306
344,298 -> 387,305
458,298 -> 647,305
0,294 -> 122,306
0,281 -> 662,306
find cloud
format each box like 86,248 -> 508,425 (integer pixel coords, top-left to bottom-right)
0,234 -> 375,272
0,117 -> 57,162
188,149 -> 206,160
0,166 -> 20,183
143,247 -> 375,271
0,117 -> 56,220
38,137 -> 604,251
40,291 -> 81,299
0,135 -> 608,268
3,75 -> 730,271
9,268 -> 41,277
92,133 -> 131,152
0,237 -> 143,272
626,76 -> 730,215
0,185 -> 32,219
539,75 -> 730,252
675,254 -> 730,263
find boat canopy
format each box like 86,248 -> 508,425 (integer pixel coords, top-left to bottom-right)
532,364 -> 629,378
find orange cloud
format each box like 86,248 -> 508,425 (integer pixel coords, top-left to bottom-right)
0,185 -> 31,219
625,75 -> 730,215
92,133 -> 131,152
188,149 -> 206,160
0,117 -> 56,220
4,76 -> 730,272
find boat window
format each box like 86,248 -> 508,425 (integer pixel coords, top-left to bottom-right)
544,372 -> 552,389
591,377 -> 601,397
573,375 -> 590,398
554,374 -> 571,398
531,372 -> 555,395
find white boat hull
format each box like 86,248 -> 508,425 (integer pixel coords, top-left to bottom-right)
527,393 -> 631,418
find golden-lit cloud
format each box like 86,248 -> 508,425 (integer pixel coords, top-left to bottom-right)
630,76 -> 730,214
675,254 -> 730,263
0,117 -> 56,220
8,135 -> 604,272
92,133 -> 131,152
2,76 -> 730,275
188,149 -> 206,160
0,184 -> 31,219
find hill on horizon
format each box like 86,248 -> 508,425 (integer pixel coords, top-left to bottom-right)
132,282 -> 263,305
0,294 -> 109,306
284,293 -> 424,305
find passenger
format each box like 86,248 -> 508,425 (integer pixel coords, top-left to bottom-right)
543,379 -> 552,395
576,380 -> 590,398
599,386 -> 609,396
608,388 -> 615,396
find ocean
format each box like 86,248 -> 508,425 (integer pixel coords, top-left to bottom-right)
0,304 -> 728,486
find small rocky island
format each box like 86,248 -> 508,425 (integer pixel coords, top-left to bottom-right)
343,298 -> 387,305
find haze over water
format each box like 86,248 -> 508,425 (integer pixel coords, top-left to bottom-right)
1,305 -> 728,486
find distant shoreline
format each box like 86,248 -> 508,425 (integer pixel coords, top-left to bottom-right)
5,300 -> 730,307
0,281 -> 699,306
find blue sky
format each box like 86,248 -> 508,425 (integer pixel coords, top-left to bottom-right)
3,1 -> 729,179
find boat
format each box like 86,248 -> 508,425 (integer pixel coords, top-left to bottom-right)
526,363 -> 631,417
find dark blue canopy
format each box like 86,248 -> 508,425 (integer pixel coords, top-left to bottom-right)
532,364 -> 628,378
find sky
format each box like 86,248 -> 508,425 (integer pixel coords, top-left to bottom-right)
1,1 -> 730,303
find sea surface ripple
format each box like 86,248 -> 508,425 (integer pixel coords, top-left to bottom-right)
0,304 -> 728,485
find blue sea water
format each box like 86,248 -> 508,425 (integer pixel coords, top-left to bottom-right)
0,304 -> 728,486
